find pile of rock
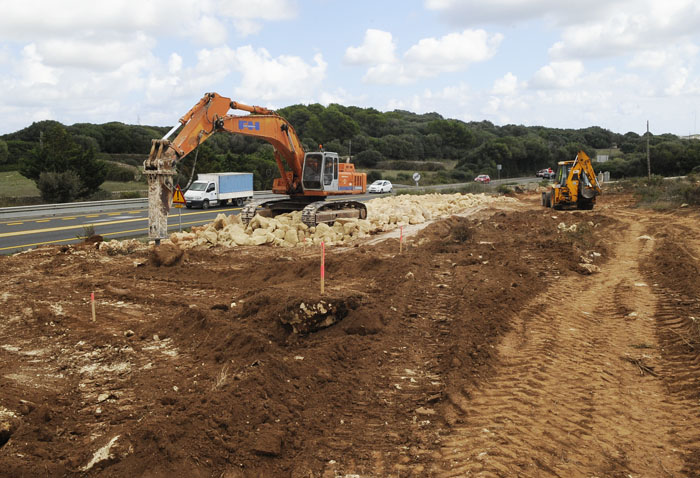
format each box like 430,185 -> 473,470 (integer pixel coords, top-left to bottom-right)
169,193 -> 516,249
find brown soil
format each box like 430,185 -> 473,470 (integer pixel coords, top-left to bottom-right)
1,193 -> 699,477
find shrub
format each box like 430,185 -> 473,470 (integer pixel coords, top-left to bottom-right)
497,184 -> 513,194
367,171 -> 383,183
354,150 -> 382,168
37,171 -> 81,203
103,161 -> 135,182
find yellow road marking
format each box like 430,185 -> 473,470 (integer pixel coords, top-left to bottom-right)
61,217 -> 76,220
0,208 -> 241,239
0,218 -> 221,251
85,214 -> 99,218
35,219 -> 50,223
7,222 -> 23,225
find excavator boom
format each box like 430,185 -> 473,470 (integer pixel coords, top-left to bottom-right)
145,92 -> 367,240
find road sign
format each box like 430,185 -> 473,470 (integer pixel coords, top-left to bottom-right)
413,172 -> 421,187
172,185 -> 186,208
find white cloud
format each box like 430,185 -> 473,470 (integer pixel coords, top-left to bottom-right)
0,0 -> 299,48
363,64 -> 414,86
548,1 -> 700,59
344,29 -> 397,65
229,47 -> 327,102
349,29 -> 503,85
217,0 -> 298,21
424,0 -> 616,26
491,72 -> 519,95
530,61 -> 584,89
19,44 -> 59,86
404,29 -> 503,73
35,34 -> 155,71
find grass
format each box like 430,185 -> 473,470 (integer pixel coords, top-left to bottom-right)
0,171 -> 40,197
614,174 -> 700,209
0,171 -> 147,206
101,180 -> 147,194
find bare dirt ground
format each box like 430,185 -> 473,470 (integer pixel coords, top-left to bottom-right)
1,192 -> 700,477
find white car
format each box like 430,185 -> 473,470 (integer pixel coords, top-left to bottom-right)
368,180 -> 393,193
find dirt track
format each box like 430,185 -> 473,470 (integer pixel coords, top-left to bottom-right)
1,192 -> 700,477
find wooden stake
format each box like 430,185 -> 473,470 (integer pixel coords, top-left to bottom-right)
321,241 -> 325,295
91,292 -> 96,322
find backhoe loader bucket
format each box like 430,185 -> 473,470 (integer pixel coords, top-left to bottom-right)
580,187 -> 597,199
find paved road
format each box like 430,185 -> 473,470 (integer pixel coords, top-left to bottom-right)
0,176 -> 542,254
0,205 -> 244,254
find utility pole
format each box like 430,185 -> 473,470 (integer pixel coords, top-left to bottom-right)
646,120 -> 651,179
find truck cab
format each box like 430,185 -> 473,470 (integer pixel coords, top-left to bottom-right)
184,180 -> 217,208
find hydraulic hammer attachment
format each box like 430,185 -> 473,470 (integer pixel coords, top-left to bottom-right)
144,139 -> 177,242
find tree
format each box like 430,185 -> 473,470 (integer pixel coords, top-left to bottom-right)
19,123 -> 106,201
355,150 -> 383,168
320,106 -> 359,143
0,139 -> 8,164
37,171 -> 81,203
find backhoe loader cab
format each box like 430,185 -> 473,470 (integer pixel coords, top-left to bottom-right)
542,150 -> 601,210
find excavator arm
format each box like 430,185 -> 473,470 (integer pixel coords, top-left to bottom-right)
144,92 -> 307,239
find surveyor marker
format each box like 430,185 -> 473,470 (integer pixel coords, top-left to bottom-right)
321,241 -> 325,295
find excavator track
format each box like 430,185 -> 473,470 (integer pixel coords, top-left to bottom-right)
241,198 -> 367,228
301,200 -> 367,227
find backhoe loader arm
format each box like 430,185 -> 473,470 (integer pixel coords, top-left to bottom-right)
573,151 -> 602,194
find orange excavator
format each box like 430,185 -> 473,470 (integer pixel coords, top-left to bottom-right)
144,92 -> 367,240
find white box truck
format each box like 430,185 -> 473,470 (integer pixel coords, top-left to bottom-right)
184,173 -> 254,209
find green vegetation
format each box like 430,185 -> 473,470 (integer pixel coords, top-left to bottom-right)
614,174 -> 700,209
0,170 -> 40,197
18,123 -> 106,202
76,224 -> 96,241
3,105 -> 700,204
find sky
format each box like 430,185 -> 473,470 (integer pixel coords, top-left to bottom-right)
0,0 -> 699,137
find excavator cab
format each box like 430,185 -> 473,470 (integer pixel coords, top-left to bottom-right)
302,152 -> 339,192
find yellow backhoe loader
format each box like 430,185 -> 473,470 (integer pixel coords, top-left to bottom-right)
541,150 -> 601,210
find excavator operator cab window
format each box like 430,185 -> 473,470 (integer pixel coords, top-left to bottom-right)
323,156 -> 334,186
302,153 -> 322,190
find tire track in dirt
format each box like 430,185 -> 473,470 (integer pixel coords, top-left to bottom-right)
327,255 -> 454,477
637,212 -> 700,476
433,217 -> 690,477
